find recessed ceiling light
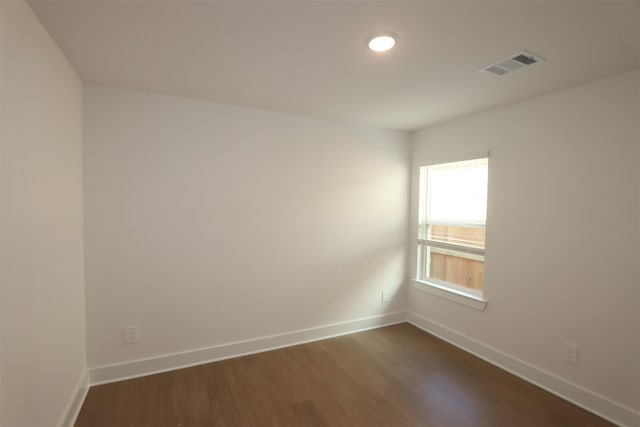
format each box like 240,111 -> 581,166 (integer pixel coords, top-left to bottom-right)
366,33 -> 398,53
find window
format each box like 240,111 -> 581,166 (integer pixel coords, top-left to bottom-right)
417,157 -> 488,300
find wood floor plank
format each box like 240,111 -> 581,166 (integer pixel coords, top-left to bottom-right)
75,323 -> 613,427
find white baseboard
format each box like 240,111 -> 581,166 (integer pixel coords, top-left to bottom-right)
88,310 -> 638,426
90,311 -> 407,386
407,312 -> 640,427
58,369 -> 89,427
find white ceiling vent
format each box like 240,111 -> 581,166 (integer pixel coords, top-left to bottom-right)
479,50 -> 545,76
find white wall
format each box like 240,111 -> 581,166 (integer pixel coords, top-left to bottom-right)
0,1 -> 87,426
6,4 -> 632,423
409,70 -> 640,423
83,85 -> 409,370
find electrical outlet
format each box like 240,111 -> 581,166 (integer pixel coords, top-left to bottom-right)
381,290 -> 391,303
562,342 -> 578,364
125,325 -> 139,344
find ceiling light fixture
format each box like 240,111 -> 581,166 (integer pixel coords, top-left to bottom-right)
366,33 -> 398,53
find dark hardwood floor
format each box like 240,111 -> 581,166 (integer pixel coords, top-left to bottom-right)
76,323 -> 613,427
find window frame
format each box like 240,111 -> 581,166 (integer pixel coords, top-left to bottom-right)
413,154 -> 489,311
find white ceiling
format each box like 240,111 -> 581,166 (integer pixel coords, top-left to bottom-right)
29,0 -> 640,131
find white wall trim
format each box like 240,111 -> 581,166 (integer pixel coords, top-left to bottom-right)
87,310 -> 638,425
58,369 -> 89,427
412,280 -> 487,311
90,312 -> 407,386
407,312 -> 640,427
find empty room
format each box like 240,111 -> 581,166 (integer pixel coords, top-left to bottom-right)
1,0 -> 639,426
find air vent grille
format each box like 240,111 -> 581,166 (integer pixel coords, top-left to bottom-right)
480,50 -> 544,76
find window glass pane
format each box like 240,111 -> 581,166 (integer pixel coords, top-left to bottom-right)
417,157 -> 488,295
426,158 -> 487,224
426,245 -> 484,291
428,224 -> 485,249
418,167 -> 428,240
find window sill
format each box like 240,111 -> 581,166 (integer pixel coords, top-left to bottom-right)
412,280 -> 488,311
